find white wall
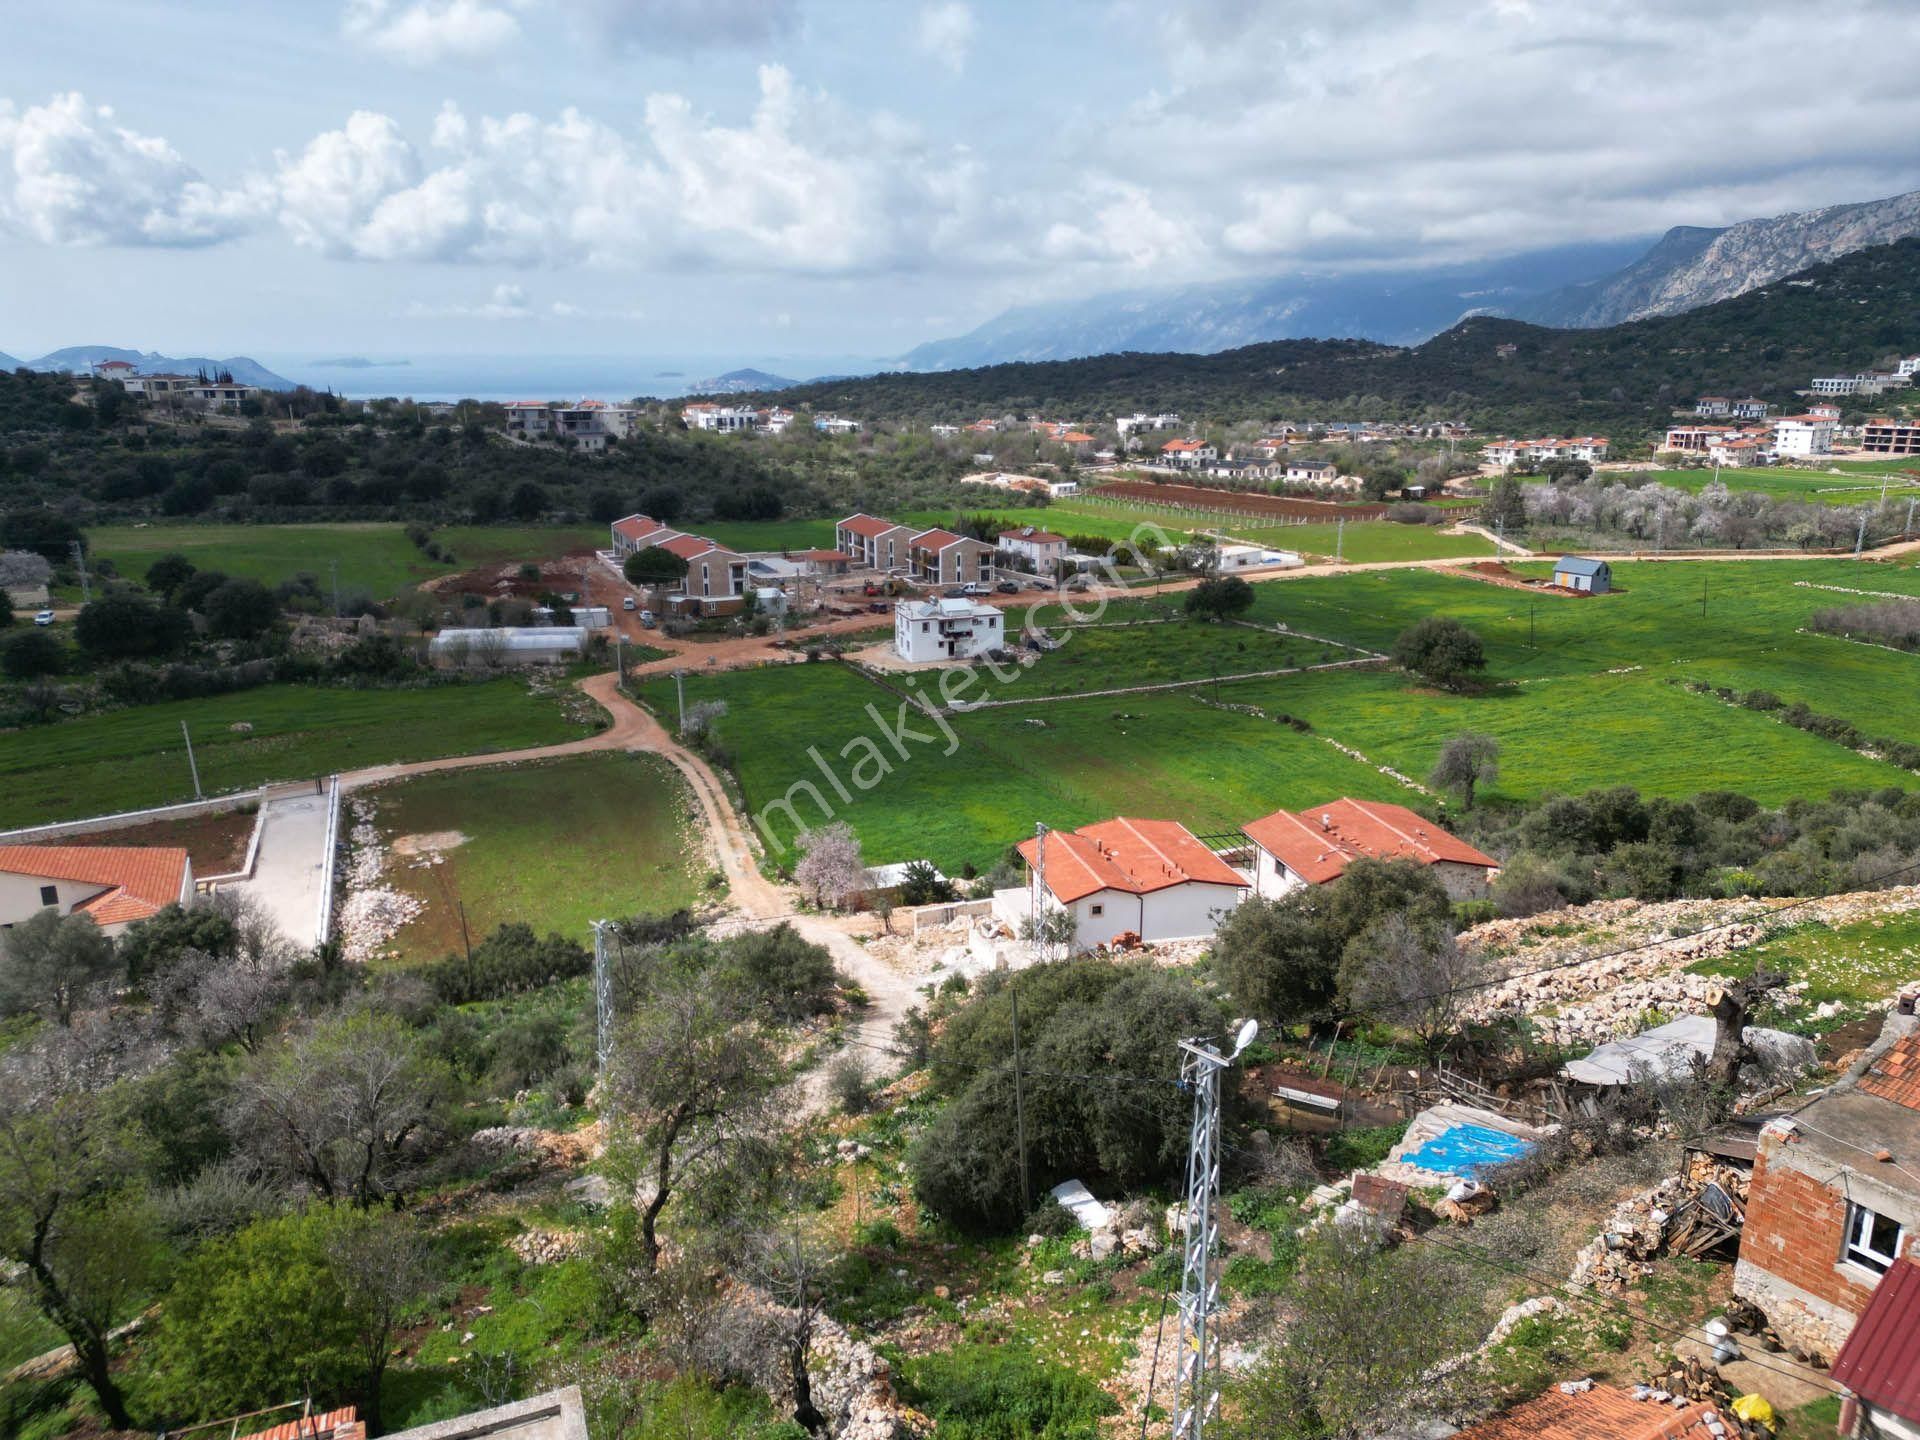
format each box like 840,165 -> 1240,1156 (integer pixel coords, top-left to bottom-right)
0,870 -> 107,928
1251,848 -> 1307,900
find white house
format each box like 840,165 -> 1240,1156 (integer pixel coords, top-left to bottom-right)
189,382 -> 260,410
1115,412 -> 1181,437
814,414 -> 861,434
1707,434 -> 1773,467
0,845 -> 193,937
1160,438 -> 1215,467
1285,458 -> 1343,487
610,513 -> 676,558
1240,798 -> 1499,902
1694,396 -> 1732,418
1810,375 -> 1862,396
1729,397 -> 1772,420
893,597 -> 1004,662
1017,818 -> 1249,953
682,403 -> 757,432
1897,355 -> 1920,378
1770,414 -> 1836,457
997,526 -> 1069,572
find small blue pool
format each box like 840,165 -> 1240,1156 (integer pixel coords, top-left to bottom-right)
1401,1123 -> 1533,1179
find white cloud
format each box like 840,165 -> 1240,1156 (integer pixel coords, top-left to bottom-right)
342,0 -> 526,65
566,0 -> 800,51
405,282 -> 534,318
915,2 -> 975,74
271,66 -> 987,274
0,92 -> 266,246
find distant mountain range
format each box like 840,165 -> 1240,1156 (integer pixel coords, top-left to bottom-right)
904,189 -> 1920,370
1510,189 -> 1920,327
312,356 -> 410,370
15,346 -> 295,390
0,351 -> 22,371
757,237 -> 1920,434
693,367 -> 799,394
902,240 -> 1649,369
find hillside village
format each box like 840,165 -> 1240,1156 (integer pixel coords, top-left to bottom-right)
9,172 -> 1920,1440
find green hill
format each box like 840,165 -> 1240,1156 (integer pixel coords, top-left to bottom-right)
760,238 -> 1920,434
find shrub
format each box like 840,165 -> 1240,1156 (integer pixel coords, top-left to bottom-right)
825,1052 -> 874,1115
426,923 -> 591,1004
898,1344 -> 1118,1440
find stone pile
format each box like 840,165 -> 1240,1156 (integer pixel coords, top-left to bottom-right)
337,799 -> 424,962
510,1228 -> 584,1265
714,1284 -> 929,1440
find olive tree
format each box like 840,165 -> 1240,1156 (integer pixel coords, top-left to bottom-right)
0,909 -> 120,1026
1430,731 -> 1500,809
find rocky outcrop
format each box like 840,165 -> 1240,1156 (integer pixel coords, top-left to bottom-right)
1515,189 -> 1920,327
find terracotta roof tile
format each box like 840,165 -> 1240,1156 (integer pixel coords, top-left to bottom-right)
0,845 -> 190,928
1017,818 -> 1249,905
611,514 -> 669,542
837,513 -> 904,539
236,1407 -> 361,1440
1242,798 -> 1496,886
1456,1384 -> 1726,1440
909,528 -> 966,550
1859,1034 -> 1920,1111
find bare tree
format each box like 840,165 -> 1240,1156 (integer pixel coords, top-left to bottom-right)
0,550 -> 53,591
225,1010 -> 452,1206
326,1210 -> 433,1434
1019,906 -> 1078,960
680,698 -> 729,740
0,909 -> 120,1027
1339,913 -> 1492,1059
738,1221 -> 834,1434
793,822 -> 864,911
1429,731 -> 1500,810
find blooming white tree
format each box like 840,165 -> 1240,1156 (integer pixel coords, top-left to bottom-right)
792,822 -> 864,910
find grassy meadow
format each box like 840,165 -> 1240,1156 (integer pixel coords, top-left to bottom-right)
87,522 -> 604,600
640,556 -> 1920,871
366,753 -> 711,964
1586,465 -> 1920,507
0,679 -> 597,828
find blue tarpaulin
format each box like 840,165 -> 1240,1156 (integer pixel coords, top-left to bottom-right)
1401,1123 -> 1533,1179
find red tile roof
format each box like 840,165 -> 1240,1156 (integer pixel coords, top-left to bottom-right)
999,528 -> 1066,544
1455,1384 -> 1726,1440
0,845 -> 189,928
611,513 -> 668,543
236,1406 -> 362,1440
1242,798 -> 1497,886
1058,432 -> 1096,444
837,513 -> 904,539
658,533 -> 728,561
1017,818 -> 1249,905
1858,1033 -> 1920,1111
909,528 -> 966,550
1833,1258 -> 1920,1421
1162,438 -> 1207,452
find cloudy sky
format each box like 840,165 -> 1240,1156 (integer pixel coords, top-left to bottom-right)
4,0 -> 1919,366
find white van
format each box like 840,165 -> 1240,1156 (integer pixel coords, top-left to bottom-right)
622,596 -> 637,611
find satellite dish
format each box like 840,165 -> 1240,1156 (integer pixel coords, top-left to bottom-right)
1231,1019 -> 1259,1058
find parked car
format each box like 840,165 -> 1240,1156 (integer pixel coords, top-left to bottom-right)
960,582 -> 988,596
639,610 -> 656,628
942,586 -> 966,599
622,596 -> 637,611
32,610 -> 55,626
995,581 -> 1019,594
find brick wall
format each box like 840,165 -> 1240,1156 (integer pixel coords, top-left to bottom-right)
1734,1137 -> 1882,1358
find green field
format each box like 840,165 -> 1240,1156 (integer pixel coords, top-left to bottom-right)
87,522 -> 603,600
0,680 -> 597,828
986,616 -> 1372,699
1588,466 -> 1920,507
639,557 -> 1920,871
1690,909 -> 1920,1004
367,753 -> 710,963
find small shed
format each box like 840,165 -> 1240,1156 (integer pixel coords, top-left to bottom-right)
1552,555 -> 1612,593
1561,1015 -> 1814,1088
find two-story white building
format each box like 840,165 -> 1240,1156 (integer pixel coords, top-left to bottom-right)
893,597 -> 1004,662
1017,817 -> 1249,953
997,526 -> 1069,573
1160,438 -> 1216,467
682,403 -> 758,432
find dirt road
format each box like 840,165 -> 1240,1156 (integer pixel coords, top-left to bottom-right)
338,673 -> 930,1106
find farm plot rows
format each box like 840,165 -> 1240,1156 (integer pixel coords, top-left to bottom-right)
1086,480 -> 1387,521
644,558 -> 1920,871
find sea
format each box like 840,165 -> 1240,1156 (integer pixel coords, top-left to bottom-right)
269,351 -> 896,403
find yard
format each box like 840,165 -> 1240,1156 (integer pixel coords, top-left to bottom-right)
1689,909 -> 1920,1005
639,557 -> 1920,870
363,753 -> 713,965
1584,466 -> 1920,507
0,679 -> 599,828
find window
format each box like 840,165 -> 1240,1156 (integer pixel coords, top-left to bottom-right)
39,885 -> 57,906
1089,903 -> 1104,917
1845,1202 -> 1905,1274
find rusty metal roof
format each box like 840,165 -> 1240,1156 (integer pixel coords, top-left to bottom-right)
1832,1257 -> 1920,1421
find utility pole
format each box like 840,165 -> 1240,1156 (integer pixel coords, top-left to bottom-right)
1700,575 -> 1709,619
589,920 -> 617,1075
69,540 -> 91,604
1030,820 -> 1049,962
330,559 -> 341,617
1855,508 -> 1870,559
180,721 -> 202,799
1010,977 -> 1031,1217
1335,517 -> 1344,564
1172,1022 -> 1258,1440
1905,496 -> 1916,537
1529,601 -> 1536,646
672,668 -> 686,733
